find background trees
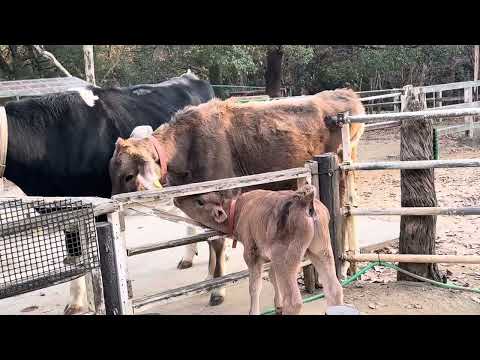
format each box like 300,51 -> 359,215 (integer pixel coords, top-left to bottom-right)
0,45 -> 476,95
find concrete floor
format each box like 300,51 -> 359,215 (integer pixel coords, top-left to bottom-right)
0,209 -> 399,315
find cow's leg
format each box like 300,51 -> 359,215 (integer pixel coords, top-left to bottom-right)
177,243 -> 198,269
306,250 -> 343,307
209,237 -> 227,306
64,276 -> 87,315
269,266 -> 283,315
205,240 -> 216,281
223,237 -> 231,262
247,259 -> 264,315
63,226 -> 87,315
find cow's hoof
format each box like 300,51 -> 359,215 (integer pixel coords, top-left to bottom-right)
209,294 -> 225,306
177,259 -> 193,270
64,304 -> 86,315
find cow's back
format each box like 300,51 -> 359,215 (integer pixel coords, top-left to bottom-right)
4,74 -> 214,198
226,89 -> 363,176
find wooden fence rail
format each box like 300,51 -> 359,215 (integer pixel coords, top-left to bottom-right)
347,107 -> 480,124
113,167 -> 311,205
341,158 -> 480,171
347,207 -> 480,216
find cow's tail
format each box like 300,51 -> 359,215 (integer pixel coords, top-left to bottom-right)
277,185 -> 317,236
293,184 -> 316,209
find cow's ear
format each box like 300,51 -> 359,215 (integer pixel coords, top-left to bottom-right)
213,206 -> 228,224
116,138 -> 126,148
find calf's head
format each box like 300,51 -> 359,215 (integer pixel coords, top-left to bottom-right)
109,137 -> 163,195
174,190 -> 239,232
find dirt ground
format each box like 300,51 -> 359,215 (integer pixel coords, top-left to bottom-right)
1,120 -> 480,315
348,122 -> 480,314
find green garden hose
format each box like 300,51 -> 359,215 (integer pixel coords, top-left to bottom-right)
261,261 -> 480,315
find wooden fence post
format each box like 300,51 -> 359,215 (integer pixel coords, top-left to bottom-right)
339,113 -> 358,276
399,86 -> 443,281
96,221 -> 123,315
81,218 -> 105,315
394,94 -> 400,112
315,154 -> 344,278
106,210 -> 133,314
464,87 -> 473,138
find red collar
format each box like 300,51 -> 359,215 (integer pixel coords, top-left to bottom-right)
228,199 -> 238,248
148,136 -> 168,184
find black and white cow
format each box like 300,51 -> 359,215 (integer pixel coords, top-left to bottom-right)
2,71 -> 214,314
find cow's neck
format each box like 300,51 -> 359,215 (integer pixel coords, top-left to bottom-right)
151,124 -> 178,166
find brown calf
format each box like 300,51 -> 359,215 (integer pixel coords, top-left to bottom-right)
175,184 -> 344,315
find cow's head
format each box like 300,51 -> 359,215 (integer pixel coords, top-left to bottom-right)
173,190 -> 239,233
109,137 -> 164,196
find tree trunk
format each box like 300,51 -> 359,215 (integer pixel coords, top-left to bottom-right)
265,46 -> 283,98
398,86 -> 444,282
83,45 -> 96,85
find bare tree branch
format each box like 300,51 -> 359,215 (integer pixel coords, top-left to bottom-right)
31,45 -> 72,77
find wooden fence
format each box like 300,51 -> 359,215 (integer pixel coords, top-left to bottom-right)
332,90 -> 480,274
364,80 -> 480,135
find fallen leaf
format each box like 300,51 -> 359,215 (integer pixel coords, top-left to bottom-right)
368,303 -> 377,310
470,296 -> 480,304
21,305 -> 39,312
413,304 -> 422,309
446,269 -> 453,276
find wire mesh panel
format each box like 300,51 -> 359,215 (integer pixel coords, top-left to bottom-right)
0,199 -> 99,299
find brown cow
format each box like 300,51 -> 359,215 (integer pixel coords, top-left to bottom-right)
109,88 -> 365,306
174,184 -> 344,315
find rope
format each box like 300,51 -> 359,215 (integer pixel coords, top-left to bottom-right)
261,261 -> 480,315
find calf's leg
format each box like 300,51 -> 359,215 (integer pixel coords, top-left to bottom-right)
247,259 -> 264,315
281,274 -> 303,315
272,261 -> 303,315
306,250 -> 343,307
268,267 -> 283,314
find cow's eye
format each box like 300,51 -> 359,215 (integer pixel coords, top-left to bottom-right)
125,175 -> 135,183
196,199 -> 204,207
